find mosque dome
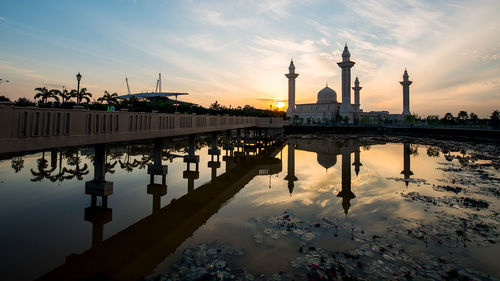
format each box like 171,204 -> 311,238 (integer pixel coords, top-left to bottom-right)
317,85 -> 337,104
316,153 -> 337,170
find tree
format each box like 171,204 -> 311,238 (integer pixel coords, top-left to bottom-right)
15,97 -> 36,107
71,88 -> 92,105
0,95 -> 10,101
34,87 -> 59,104
491,110 -> 500,128
360,115 -> 371,125
469,112 -> 479,124
457,111 -> 468,124
57,88 -> 73,104
210,100 -> 221,111
404,114 -> 417,125
441,113 -> 455,125
426,115 -> 440,125
98,90 -> 118,104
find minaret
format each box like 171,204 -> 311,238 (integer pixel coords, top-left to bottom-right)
338,44 -> 355,123
400,69 -> 412,116
337,149 -> 355,214
285,60 -> 299,118
284,144 -> 298,195
401,143 -> 414,187
352,77 -> 362,108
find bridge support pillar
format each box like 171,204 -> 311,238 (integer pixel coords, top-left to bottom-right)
148,138 -> 168,185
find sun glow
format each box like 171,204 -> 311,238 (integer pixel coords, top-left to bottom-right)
275,102 -> 286,110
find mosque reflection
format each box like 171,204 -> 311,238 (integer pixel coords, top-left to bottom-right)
26,132 -> 421,280
285,137 -> 417,214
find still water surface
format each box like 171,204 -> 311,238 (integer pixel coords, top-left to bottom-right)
0,134 -> 499,280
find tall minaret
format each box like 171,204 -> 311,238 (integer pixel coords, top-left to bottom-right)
338,44 -> 355,122
285,60 -> 299,118
400,69 -> 412,116
352,77 -> 362,108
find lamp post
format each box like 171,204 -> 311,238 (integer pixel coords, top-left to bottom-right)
76,72 -> 82,105
270,104 -> 273,124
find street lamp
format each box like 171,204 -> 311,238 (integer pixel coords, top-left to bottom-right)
76,72 -> 82,93
269,104 -> 273,124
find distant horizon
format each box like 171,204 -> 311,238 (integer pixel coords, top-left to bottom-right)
1,0 -> 499,118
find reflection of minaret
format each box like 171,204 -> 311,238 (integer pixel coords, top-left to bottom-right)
401,143 -> 414,187
84,144 -> 113,248
285,60 -> 299,118
183,135 -> 200,193
147,138 -> 168,214
338,44 -> 355,123
337,150 -> 355,214
283,144 -> 298,195
208,133 -> 221,181
400,69 -> 412,116
352,148 -> 362,176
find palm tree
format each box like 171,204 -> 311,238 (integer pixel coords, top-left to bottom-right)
71,88 -> 92,105
57,88 -> 73,104
98,91 -> 118,104
34,87 -> 59,104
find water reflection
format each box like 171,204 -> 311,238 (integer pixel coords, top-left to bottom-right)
35,130 -> 284,281
4,132 -> 497,280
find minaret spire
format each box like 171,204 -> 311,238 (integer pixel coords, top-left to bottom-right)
285,59 -> 299,119
338,44 -> 355,123
400,69 -> 412,116
352,76 -> 362,107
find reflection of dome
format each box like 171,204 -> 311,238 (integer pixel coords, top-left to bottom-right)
317,86 -> 337,104
316,153 -> 337,169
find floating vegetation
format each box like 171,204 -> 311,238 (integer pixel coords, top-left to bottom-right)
401,192 -> 490,210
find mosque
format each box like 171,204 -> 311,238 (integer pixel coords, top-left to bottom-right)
285,44 -> 412,124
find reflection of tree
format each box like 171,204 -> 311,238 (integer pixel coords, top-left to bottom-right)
426,146 -> 440,157
137,154 -> 153,170
106,160 -> 117,174
119,146 -> 140,173
31,152 -> 56,182
408,144 -> 419,156
49,151 -> 72,183
64,150 -> 89,180
11,157 -> 24,173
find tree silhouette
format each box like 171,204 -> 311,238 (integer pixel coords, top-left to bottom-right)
56,88 -> 73,104
457,111 -> 468,124
71,88 -> 92,105
97,91 -> 118,104
34,87 -> 59,104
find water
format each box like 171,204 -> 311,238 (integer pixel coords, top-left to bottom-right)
0,134 -> 499,280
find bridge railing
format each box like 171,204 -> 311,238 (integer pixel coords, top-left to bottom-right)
0,104 -> 285,154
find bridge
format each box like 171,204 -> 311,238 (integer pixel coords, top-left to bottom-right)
0,103 -> 286,155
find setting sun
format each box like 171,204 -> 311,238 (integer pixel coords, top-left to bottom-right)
275,102 -> 286,110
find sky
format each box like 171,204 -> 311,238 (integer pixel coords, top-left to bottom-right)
0,0 -> 499,117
